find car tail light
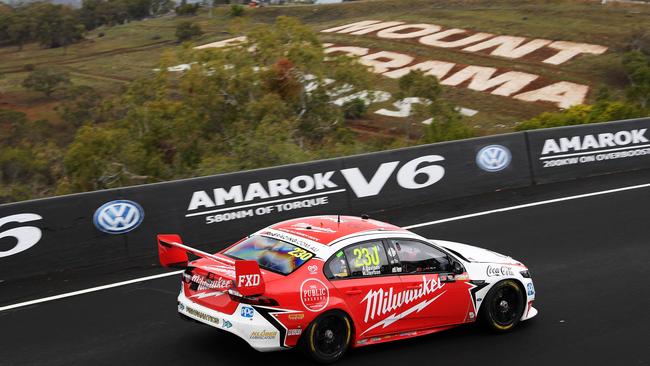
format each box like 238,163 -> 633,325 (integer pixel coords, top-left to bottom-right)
228,288 -> 279,306
182,268 -> 194,283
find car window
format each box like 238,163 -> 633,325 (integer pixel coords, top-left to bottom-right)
389,239 -> 451,273
224,235 -> 313,275
326,251 -> 350,279
343,240 -> 391,277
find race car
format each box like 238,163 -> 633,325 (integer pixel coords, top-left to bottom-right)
157,215 -> 536,363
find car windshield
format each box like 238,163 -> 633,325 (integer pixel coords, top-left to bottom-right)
224,235 -> 314,275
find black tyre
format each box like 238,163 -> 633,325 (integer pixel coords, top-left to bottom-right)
301,311 -> 352,364
480,279 -> 525,332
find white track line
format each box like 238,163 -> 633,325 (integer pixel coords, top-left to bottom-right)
0,271 -> 182,312
2,181 -> 650,313
403,182 -> 650,229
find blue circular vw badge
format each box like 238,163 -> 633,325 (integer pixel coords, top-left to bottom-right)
93,200 -> 144,234
476,145 -> 512,172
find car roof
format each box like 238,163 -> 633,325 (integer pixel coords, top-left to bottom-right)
267,215 -> 406,246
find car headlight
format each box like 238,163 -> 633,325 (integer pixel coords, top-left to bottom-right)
520,270 -> 531,278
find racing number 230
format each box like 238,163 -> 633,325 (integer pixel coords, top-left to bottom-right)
288,247 -> 313,261
353,245 -> 380,267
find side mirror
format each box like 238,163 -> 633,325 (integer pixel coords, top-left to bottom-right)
452,261 -> 464,275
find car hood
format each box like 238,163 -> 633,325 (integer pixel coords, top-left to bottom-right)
430,239 -> 521,265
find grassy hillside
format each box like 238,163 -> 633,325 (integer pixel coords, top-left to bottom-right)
1,0 -> 649,132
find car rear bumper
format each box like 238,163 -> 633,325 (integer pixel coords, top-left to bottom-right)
177,291 -> 285,352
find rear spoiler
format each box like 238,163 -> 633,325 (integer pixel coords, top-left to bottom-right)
157,234 -> 265,296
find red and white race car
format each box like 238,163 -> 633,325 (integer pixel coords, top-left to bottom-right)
158,215 -> 536,363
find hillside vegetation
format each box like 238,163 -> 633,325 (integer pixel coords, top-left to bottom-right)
1,0 -> 649,202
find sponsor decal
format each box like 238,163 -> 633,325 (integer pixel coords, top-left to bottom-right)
185,306 -> 220,326
191,274 -> 232,291
300,278 -> 330,312
238,274 -> 261,288
469,311 -> 475,319
189,291 -> 227,300
362,265 -> 381,276
527,283 -> 535,296
288,313 -> 305,321
361,275 -> 446,335
0,213 -> 43,258
287,329 -> 302,336
486,265 -> 514,277
200,264 -> 235,278
476,145 -> 512,172
539,128 -> 650,168
307,264 -> 318,274
93,200 -> 144,234
262,230 -> 321,253
186,155 -> 446,225
250,330 -> 278,340
178,303 -> 185,311
399,331 -> 417,337
223,320 -> 233,329
241,306 -> 254,319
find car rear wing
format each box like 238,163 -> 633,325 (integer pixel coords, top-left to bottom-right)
157,234 -> 265,296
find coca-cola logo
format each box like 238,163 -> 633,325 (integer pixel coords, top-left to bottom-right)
486,265 -> 514,277
300,278 -> 329,312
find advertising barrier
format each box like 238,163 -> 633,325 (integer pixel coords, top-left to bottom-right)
526,118 -> 650,184
1,117 -> 649,302
0,133 -> 528,286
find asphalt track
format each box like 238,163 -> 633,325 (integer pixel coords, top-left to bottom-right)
1,170 -> 650,366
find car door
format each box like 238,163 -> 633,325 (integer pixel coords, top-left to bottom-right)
387,238 -> 473,330
326,239 -> 411,339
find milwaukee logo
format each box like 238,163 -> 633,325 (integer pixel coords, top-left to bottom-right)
361,275 -> 444,323
541,129 -> 648,155
191,274 -> 232,291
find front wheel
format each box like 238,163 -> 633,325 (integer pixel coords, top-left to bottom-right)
480,279 -> 525,332
301,311 -> 352,364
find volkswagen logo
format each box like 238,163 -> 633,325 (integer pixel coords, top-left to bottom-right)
476,145 -> 512,172
93,200 -> 144,234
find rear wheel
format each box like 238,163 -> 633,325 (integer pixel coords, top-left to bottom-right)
301,311 -> 352,364
480,280 -> 525,332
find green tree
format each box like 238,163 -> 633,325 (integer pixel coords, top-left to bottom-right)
623,51 -> 650,108
150,0 -> 174,16
516,100 -> 647,131
22,69 -> 72,97
229,4 -> 244,17
396,70 -> 473,143
31,3 -> 85,49
422,103 -> 474,143
175,21 -> 202,42
342,98 -> 368,119
62,17 -> 374,190
0,108 -> 63,203
175,0 -> 199,16
6,13 -> 33,50
58,85 -> 102,126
